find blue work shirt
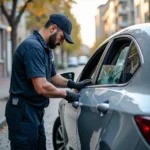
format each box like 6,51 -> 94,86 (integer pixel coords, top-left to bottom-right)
9,30 -> 57,108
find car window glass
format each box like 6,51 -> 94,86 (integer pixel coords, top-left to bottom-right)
125,43 -> 140,82
97,38 -> 141,85
97,38 -> 131,84
79,42 -> 108,82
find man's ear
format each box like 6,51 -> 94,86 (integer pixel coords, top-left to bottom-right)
49,24 -> 57,33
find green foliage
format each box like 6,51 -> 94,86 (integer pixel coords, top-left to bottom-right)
26,0 -> 75,30
26,0 -> 81,54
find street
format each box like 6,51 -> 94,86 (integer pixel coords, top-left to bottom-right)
0,66 -> 83,150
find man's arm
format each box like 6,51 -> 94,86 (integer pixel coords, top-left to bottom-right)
51,73 -> 68,87
31,77 -> 80,103
51,73 -> 92,90
23,47 -> 79,102
31,77 -> 67,98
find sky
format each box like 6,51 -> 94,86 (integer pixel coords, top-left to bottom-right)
71,0 -> 108,48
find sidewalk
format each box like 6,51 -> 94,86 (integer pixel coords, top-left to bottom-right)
0,78 -> 10,100
0,78 -> 10,127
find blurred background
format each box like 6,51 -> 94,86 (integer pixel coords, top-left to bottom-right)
0,0 -> 149,77
0,0 -> 149,149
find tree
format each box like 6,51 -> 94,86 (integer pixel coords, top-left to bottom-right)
0,0 -> 75,56
0,0 -> 33,56
25,0 -> 81,68
26,0 -> 75,30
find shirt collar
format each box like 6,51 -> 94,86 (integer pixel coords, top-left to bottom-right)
33,30 -> 48,49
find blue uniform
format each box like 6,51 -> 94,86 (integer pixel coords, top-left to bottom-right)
5,30 -> 56,150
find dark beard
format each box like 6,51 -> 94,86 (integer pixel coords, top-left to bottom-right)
48,32 -> 60,49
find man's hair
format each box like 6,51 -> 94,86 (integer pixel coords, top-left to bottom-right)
44,19 -> 53,28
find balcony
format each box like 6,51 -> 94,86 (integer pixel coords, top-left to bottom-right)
118,21 -> 128,28
115,0 -> 127,6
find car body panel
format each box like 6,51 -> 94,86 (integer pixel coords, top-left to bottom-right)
76,86 -> 127,150
59,99 -> 79,150
56,24 -> 150,150
99,110 -> 140,150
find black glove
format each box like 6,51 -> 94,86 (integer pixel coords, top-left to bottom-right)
64,90 -> 80,103
67,79 -> 91,90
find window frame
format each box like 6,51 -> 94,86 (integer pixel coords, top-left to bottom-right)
77,40 -> 112,83
88,35 -> 143,88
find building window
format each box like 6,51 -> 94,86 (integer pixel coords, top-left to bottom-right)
144,0 -> 148,2
122,15 -> 127,22
145,12 -> 149,23
122,2 -> 127,9
136,5 -> 140,17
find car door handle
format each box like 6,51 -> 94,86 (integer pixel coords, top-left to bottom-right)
97,103 -> 109,114
72,101 -> 83,108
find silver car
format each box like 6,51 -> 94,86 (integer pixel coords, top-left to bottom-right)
52,24 -> 150,150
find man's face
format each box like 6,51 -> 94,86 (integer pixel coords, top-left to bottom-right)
48,28 -> 65,49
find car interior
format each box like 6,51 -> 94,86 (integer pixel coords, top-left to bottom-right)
97,37 -> 141,85
79,42 -> 108,82
79,37 -> 141,86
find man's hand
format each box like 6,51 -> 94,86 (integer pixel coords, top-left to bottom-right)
64,91 -> 80,103
67,79 -> 91,90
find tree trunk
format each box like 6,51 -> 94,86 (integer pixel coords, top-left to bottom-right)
61,46 -> 64,68
53,50 -> 58,70
67,51 -> 70,60
11,25 -> 18,59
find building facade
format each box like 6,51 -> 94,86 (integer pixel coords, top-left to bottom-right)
0,8 -> 11,77
103,0 -> 116,36
0,0 -> 30,77
95,4 -> 105,41
134,0 -> 150,24
95,0 -> 135,37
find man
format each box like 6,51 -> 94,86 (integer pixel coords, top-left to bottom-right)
5,13 -> 90,150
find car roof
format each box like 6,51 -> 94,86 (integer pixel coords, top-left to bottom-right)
111,23 -> 150,37
101,23 -> 150,56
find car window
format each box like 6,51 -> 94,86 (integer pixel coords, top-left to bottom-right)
96,38 -> 141,85
125,43 -> 140,82
79,42 -> 108,82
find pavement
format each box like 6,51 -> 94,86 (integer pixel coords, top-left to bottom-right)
0,78 -> 10,128
0,98 -> 61,150
0,78 -> 10,100
0,66 -> 83,150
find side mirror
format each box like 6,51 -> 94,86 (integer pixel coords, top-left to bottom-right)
60,72 -> 75,81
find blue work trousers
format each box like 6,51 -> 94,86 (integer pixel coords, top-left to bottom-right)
5,96 -> 46,150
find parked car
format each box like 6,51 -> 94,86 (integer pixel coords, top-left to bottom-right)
78,56 -> 88,65
52,24 -> 150,150
68,56 -> 78,67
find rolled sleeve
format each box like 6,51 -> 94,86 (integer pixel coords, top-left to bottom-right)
24,47 -> 46,79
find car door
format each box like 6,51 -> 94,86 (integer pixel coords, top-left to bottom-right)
61,42 -> 110,150
76,36 -> 134,150
99,39 -> 142,150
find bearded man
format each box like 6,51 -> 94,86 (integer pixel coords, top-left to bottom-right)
5,13 -> 90,150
